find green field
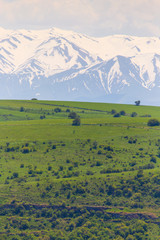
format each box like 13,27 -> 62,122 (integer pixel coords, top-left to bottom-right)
0,100 -> 160,239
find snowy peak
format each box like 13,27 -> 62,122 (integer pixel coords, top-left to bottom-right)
0,27 -> 160,104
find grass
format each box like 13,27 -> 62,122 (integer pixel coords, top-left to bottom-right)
0,100 -> 160,239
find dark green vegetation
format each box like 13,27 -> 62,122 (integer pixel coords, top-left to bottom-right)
0,100 -> 160,239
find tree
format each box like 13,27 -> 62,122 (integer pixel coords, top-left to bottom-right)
68,112 -> 77,119
120,110 -> 126,116
111,109 -> 116,114
135,100 -> 140,106
54,108 -> 61,113
20,106 -> 24,112
131,112 -> 137,117
72,117 -> 81,126
31,98 -> 37,100
113,113 -> 121,117
147,119 -> 160,126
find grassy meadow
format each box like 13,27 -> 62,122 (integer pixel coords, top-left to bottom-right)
0,100 -> 160,239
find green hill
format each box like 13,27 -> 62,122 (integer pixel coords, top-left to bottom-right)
0,100 -> 160,239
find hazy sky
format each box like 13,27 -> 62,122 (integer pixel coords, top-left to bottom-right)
0,0 -> 160,37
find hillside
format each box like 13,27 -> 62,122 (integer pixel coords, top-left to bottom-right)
0,100 -> 159,239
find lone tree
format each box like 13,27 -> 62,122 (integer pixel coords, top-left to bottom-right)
20,106 -> 25,112
72,117 -> 81,126
135,100 -> 140,106
147,119 -> 160,126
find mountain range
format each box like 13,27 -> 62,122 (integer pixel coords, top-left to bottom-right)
0,27 -> 160,105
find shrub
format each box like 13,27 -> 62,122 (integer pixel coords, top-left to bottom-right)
74,162 -> 78,167
12,172 -> 19,178
115,189 -> 122,197
86,170 -> 94,175
5,147 -> 16,152
75,185 -> 85,194
96,161 -> 102,166
123,188 -> 132,198
20,107 -> 24,112
150,157 -> 157,163
111,109 -> 116,114
40,115 -> 45,119
128,138 -> 137,144
59,166 -> 63,171
48,166 -> 52,171
68,112 -> 77,119
93,141 -> 98,149
54,108 -> 61,113
21,147 -> 30,154
113,113 -> 120,117
104,145 -> 113,151
120,110 -> 126,116
137,169 -> 143,178
147,118 -> 160,126
72,117 -> 81,126
141,114 -> 151,117
97,150 -> 102,154
154,190 -> 160,198
131,112 -> 137,117
36,169 -> 43,174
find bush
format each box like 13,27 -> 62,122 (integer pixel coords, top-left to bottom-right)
111,109 -> 116,114
104,145 -> 113,151
92,141 -> 98,149
68,112 -> 77,119
137,169 -> 143,178
48,166 -> 52,171
21,147 -> 30,154
120,110 -> 126,116
96,161 -> 102,166
86,170 -> 94,175
54,108 -> 61,113
12,172 -> 19,178
40,115 -> 45,119
72,117 -> 81,126
150,157 -> 157,163
131,112 -> 137,117
20,107 -> 24,112
113,113 -> 120,117
97,150 -> 102,154
147,118 -> 160,126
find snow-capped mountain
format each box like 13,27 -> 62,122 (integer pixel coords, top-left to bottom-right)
1,26 -> 160,104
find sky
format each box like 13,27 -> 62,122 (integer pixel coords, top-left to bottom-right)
0,0 -> 160,37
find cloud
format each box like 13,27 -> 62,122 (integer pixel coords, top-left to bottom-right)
0,0 -> 160,36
